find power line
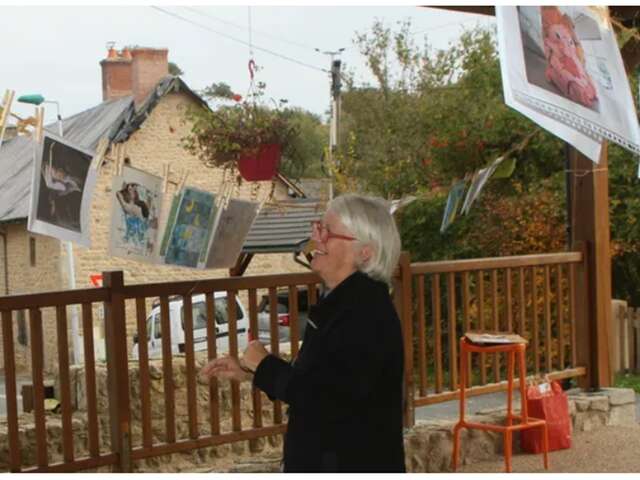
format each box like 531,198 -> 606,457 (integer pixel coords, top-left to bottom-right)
182,6 -> 317,53
412,18 -> 491,36
150,6 -> 328,74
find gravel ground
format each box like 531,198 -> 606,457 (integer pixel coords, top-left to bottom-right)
458,424 -> 640,473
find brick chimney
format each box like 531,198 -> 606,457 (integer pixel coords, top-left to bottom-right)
100,46 -> 169,106
131,48 -> 169,106
100,47 -> 133,101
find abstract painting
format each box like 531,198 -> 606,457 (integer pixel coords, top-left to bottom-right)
163,187 -> 217,268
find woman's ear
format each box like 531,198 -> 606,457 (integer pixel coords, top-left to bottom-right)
360,244 -> 373,264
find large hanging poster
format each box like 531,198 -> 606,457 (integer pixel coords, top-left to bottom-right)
202,198 -> 260,268
27,133 -> 97,246
496,6 -> 640,164
108,166 -> 163,263
163,187 -> 217,268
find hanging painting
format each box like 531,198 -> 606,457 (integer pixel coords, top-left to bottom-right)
27,132 -> 97,246
460,156 -> 505,215
108,165 -> 163,263
440,179 -> 467,233
497,6 -> 640,165
202,198 -> 260,269
163,187 -> 217,268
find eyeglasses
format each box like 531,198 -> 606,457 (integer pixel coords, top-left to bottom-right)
311,220 -> 357,243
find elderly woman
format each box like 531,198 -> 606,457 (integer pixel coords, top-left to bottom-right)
200,194 -> 405,472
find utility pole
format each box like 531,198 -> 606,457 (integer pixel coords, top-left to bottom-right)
316,48 -> 344,199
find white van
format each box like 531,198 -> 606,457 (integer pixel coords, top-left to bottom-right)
131,292 -> 250,360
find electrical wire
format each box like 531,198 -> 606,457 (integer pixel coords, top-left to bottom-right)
182,6 -> 317,53
150,6 -> 329,74
412,17 -> 492,36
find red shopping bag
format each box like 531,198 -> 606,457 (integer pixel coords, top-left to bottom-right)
521,380 -> 571,453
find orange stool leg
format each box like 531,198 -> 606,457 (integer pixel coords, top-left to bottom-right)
517,345 -> 528,422
506,350 -> 515,426
504,429 -> 513,473
541,421 -> 549,470
452,423 -> 462,472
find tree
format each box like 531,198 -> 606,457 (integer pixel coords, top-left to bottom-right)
340,19 -> 640,305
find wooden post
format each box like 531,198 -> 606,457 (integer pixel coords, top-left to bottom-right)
394,251 -> 414,428
103,271 -> 132,472
569,144 -> 613,389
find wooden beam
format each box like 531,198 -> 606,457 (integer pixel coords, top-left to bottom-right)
228,253 -> 254,277
569,145 -> 613,389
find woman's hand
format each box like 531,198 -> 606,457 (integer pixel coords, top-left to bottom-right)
199,356 -> 252,383
242,340 -> 269,372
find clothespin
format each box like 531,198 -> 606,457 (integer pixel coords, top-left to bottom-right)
117,142 -> 126,176
0,90 -> 15,147
92,136 -> 109,171
162,163 -> 170,193
177,168 -> 189,193
34,107 -> 44,144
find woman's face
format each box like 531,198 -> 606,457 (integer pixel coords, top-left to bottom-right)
310,210 -> 359,289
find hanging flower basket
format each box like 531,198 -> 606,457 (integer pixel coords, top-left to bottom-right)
183,82 -> 304,185
238,143 -> 281,181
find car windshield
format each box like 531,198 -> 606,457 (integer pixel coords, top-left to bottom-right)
180,296 -> 243,328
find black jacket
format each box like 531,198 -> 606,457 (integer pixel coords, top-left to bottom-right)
253,270 -> 406,472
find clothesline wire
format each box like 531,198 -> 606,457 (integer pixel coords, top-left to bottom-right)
150,6 -> 328,74
182,6 -> 317,53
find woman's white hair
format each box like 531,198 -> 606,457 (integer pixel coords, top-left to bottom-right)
328,194 -> 401,284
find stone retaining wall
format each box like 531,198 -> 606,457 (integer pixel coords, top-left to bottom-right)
0,354 -> 284,472
403,387 -> 637,472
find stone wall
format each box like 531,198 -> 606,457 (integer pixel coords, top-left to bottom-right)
0,223 -> 65,375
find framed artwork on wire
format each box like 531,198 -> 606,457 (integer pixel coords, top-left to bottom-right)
202,198 -> 260,269
497,6 -> 640,166
108,165 -> 163,263
27,132 -> 98,247
162,187 -> 217,268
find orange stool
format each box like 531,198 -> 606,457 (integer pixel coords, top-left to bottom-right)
451,337 -> 549,473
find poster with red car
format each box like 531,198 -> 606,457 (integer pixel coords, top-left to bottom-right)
497,6 -> 640,168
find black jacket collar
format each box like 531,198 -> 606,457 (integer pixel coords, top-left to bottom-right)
308,270 -> 377,330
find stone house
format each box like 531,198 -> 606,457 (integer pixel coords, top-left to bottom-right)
0,46 -> 319,374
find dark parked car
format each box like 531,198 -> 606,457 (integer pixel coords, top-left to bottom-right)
256,286 -> 319,344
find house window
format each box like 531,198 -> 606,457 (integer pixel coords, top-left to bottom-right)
29,237 -> 36,267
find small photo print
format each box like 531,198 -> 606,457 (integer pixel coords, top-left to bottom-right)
109,166 -> 163,263
28,133 -> 97,246
36,135 -> 91,232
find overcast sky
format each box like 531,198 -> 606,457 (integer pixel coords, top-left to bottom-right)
1,4 -> 494,125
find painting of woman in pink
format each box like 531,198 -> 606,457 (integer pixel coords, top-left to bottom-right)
541,6 -> 598,108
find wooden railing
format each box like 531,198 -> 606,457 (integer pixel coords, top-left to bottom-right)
0,250 -> 590,472
1,287 -> 115,472
404,251 -> 587,410
0,270 -> 321,472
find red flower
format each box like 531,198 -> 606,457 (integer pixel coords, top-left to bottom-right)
232,94 -> 242,102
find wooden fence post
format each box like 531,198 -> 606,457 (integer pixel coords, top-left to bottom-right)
570,141 -> 614,389
103,271 -> 132,472
394,251 -> 414,429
